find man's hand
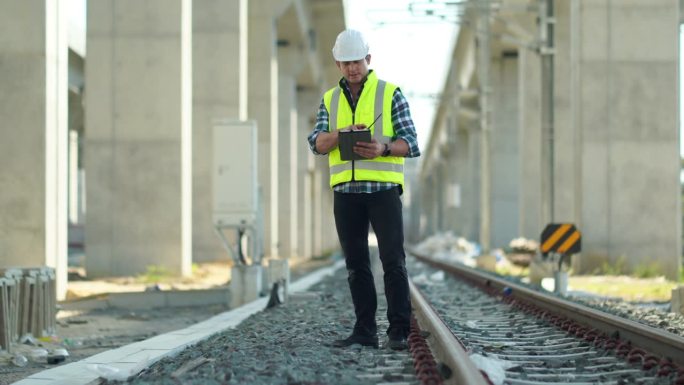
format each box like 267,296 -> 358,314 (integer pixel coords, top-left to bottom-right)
344,124 -> 367,131
353,138 -> 384,159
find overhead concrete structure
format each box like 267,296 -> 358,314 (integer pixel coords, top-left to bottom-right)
247,0 -> 343,261
0,0 -> 69,299
85,0 -> 193,277
419,0 -> 681,279
1,0 -> 345,291
193,0 -> 344,264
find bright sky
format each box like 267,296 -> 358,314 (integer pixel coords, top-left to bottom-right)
67,0 -> 86,56
343,0 -> 458,151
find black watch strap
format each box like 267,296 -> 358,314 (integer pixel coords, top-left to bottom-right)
382,143 -> 391,157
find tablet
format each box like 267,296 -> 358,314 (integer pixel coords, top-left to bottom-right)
338,129 -> 371,161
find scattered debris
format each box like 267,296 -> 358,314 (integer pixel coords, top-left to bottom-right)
266,282 -> 283,309
170,356 -> 212,378
66,318 -> 89,325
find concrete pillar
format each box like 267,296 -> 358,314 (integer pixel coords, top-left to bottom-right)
440,114 -> 455,234
312,158 -> 325,256
425,173 -> 438,236
490,55 -> 520,248
455,128 -> 473,241
316,156 -> 337,254
518,48 -> 543,241
192,0 -> 240,263
297,89 -> 320,259
405,162 -> 422,244
439,161 -> 448,232
0,1 -> 68,299
468,123 -> 482,243
553,1 -> 581,225
278,69 -> 297,260
449,125 -> 471,240
565,0 -> 680,278
85,0 -> 192,277
248,2 -> 282,259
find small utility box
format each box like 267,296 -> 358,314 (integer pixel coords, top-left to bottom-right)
212,120 -> 262,265
213,120 -> 258,228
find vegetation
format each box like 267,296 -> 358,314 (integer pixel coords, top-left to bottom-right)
592,255 -> 628,276
137,265 -> 173,284
569,276 -> 676,302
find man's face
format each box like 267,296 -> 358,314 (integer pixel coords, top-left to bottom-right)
336,55 -> 371,85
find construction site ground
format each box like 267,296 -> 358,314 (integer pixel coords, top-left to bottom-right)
0,258 -> 334,385
0,254 -> 677,385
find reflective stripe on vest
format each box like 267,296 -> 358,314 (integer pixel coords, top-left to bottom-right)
330,161 -> 404,175
330,88 -> 340,131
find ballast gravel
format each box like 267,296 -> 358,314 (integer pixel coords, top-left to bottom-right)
108,255 -> 684,384
110,262 -> 414,385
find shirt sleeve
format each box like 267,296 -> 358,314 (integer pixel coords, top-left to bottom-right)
307,100 -> 329,155
391,88 -> 421,158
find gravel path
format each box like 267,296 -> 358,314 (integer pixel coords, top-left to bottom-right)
105,255 -> 684,384
114,261 -> 415,385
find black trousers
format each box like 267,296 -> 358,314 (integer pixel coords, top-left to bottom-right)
333,187 -> 411,338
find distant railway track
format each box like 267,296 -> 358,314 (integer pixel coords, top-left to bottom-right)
406,251 -> 684,385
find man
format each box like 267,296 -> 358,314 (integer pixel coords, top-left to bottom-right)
307,29 -> 420,350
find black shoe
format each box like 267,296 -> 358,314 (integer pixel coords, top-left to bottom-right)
332,334 -> 379,348
387,329 -> 409,350
387,336 -> 408,350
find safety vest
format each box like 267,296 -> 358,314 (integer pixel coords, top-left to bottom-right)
323,72 -> 404,188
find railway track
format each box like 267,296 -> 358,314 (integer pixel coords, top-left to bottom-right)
405,251 -> 684,385
90,252 -> 683,385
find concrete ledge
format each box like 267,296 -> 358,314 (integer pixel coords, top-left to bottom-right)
59,287 -> 231,311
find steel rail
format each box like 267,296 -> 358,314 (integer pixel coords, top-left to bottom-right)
409,280 -> 490,385
411,251 -> 684,367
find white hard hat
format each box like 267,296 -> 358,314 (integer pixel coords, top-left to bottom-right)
332,29 -> 369,61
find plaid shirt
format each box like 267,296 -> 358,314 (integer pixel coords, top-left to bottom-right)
307,71 -> 420,194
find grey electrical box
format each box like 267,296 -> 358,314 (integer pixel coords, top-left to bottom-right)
212,120 -> 258,227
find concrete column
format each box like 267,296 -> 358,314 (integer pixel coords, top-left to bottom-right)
405,162 -> 422,244
490,55 -> 520,248
85,0 -> 192,277
518,48 -> 543,241
192,0 -> 240,263
312,158 -> 325,256
453,126 -> 472,239
423,173 -> 437,236
468,123 -> 482,243
436,161 -> 446,232
570,0 -> 680,278
315,155 -> 338,254
322,170 -> 337,254
278,70 -> 297,260
297,89 -> 320,260
0,0 -> 68,299
248,2 -> 281,258
553,1 -> 580,224
441,114 -> 456,234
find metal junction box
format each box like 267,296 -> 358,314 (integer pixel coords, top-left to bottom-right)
212,120 -> 258,227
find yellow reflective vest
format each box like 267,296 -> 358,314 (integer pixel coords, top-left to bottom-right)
323,72 -> 404,188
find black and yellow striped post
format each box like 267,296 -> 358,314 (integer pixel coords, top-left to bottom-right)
540,223 -> 581,256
